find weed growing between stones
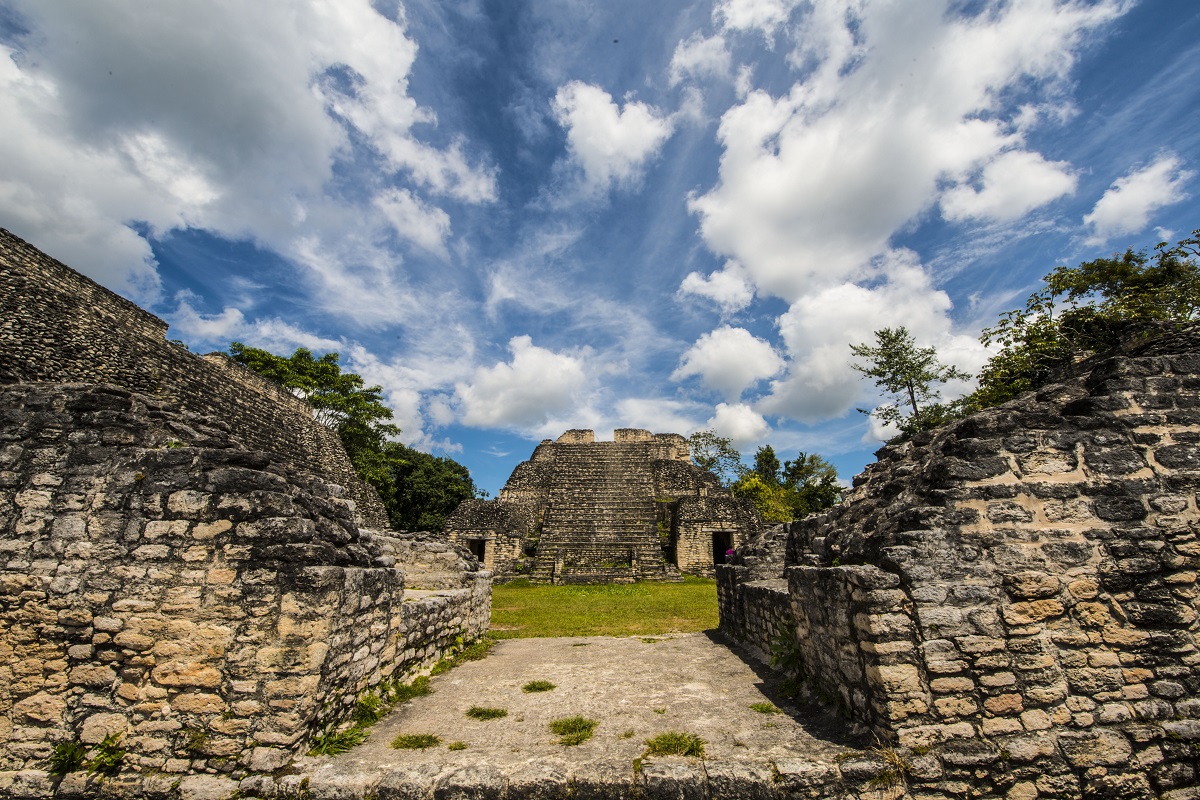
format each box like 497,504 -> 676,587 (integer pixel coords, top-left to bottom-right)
431,634 -> 497,675
769,633 -> 807,693
308,726 -> 370,756
385,675 -> 433,703
750,702 -> 780,714
619,729 -> 636,739
391,734 -> 442,750
866,743 -> 911,790
653,708 -> 666,715
46,741 -> 88,775
309,675 -> 433,757
353,691 -> 388,725
643,731 -> 705,758
448,741 -> 468,751
465,706 -> 508,720
87,733 -> 126,776
522,680 -> 556,693
549,716 -> 597,746
182,727 -> 209,754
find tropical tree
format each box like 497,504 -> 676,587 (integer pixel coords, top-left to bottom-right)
687,429 -> 746,486
732,445 -> 842,522
780,453 -> 842,518
849,326 -> 970,439
383,443 -> 477,532
228,342 -> 477,531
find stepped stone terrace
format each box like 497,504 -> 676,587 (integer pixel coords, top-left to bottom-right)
445,428 -> 762,583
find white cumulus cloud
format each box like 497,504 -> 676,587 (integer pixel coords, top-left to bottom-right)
1083,153 -> 1194,245
690,0 -> 1123,304
0,0 -> 494,310
671,326 -> 785,401
715,0 -> 803,36
669,34 -> 732,86
707,402 -> 770,447
455,336 -> 592,431
552,81 -> 676,191
374,188 -> 452,257
759,256 -> 987,423
678,261 -> 755,314
942,149 -> 1077,223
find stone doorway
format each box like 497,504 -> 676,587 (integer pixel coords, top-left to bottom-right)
466,538 -> 488,566
711,531 -> 733,566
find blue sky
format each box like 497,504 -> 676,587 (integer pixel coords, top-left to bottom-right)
2,0 -> 1197,495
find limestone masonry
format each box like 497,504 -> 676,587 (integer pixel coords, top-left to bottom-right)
0,230 -> 491,794
445,428 -> 762,582
7,222 -> 1200,799
720,330 -> 1200,799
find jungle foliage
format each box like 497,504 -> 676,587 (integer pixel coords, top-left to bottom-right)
228,342 -> 476,531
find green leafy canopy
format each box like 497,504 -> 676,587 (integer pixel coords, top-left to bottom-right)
228,342 -> 477,531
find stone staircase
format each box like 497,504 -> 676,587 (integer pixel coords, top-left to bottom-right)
530,443 -> 680,583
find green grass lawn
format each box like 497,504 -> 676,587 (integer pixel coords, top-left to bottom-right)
489,576 -> 718,638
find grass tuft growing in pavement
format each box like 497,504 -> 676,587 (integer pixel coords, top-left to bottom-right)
644,731 -> 706,758
391,733 -> 442,750
490,576 -> 717,638
522,680 -> 556,693
465,706 -> 508,720
549,716 -> 597,746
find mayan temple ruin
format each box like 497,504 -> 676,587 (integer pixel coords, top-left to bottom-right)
4,222 -> 1200,800
444,429 -> 762,583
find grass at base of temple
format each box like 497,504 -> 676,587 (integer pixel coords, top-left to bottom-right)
489,576 -> 717,638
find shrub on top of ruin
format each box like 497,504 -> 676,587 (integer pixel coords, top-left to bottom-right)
969,226 -> 1200,410
227,341 -> 478,532
731,445 -> 842,522
849,327 -> 971,442
522,680 -> 556,693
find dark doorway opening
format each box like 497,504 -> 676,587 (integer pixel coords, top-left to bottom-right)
467,539 -> 486,563
712,531 -> 733,565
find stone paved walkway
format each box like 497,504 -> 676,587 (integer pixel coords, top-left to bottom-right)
248,633 -> 867,799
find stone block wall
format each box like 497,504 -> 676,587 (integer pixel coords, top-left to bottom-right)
0,383 -> 489,780
0,228 -> 388,528
720,334 -> 1200,798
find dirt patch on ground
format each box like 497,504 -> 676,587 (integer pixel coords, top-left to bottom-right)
271,633 -> 862,797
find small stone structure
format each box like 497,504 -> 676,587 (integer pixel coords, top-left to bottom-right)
0,230 -> 491,791
446,428 -> 761,582
719,331 -> 1200,799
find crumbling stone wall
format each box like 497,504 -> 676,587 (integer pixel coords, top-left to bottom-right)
720,335 -> 1200,798
0,383 -> 489,781
445,430 -> 760,582
0,228 -> 387,528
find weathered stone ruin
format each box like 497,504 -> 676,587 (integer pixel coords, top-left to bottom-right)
0,230 -> 490,794
445,428 -> 761,583
720,330 -> 1200,799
